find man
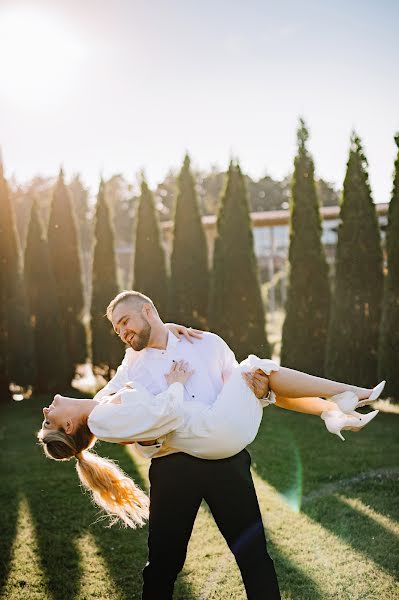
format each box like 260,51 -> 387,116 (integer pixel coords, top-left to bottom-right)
96,290 -> 281,599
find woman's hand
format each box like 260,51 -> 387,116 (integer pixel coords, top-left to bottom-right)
165,323 -> 203,344
165,360 -> 195,385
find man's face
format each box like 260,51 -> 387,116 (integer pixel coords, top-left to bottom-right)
112,301 -> 152,351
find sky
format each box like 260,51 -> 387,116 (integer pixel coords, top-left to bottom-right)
0,0 -> 398,201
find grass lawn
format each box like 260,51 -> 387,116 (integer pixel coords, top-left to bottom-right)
0,394 -> 398,600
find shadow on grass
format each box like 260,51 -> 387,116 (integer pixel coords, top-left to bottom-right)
0,395 -> 195,600
4,395 -> 397,599
198,496 -> 323,599
249,407 -> 399,588
271,545 -> 323,600
197,444 -> 322,599
0,430 -> 19,595
302,492 -> 399,579
342,476 -> 399,525
88,441 -> 150,600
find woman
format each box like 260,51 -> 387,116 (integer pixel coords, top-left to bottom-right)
38,344 -> 384,528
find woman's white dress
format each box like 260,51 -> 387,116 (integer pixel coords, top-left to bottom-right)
88,355 -> 279,459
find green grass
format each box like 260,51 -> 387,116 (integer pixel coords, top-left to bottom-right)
1,395 -> 398,599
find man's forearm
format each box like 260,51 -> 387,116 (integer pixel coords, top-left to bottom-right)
93,365 -> 130,400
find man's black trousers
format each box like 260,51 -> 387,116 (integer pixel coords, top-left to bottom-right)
141,450 -> 281,599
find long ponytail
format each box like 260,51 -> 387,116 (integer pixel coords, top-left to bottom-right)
38,425 -> 149,528
75,450 -> 149,528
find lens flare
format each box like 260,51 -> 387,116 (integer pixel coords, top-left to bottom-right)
277,438 -> 303,512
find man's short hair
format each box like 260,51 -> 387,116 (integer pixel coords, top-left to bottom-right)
106,290 -> 157,321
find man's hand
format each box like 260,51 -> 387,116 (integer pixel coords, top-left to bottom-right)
166,323 -> 204,343
242,369 -> 270,399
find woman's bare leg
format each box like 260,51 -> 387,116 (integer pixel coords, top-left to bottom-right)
275,395 -> 339,416
268,367 -> 372,400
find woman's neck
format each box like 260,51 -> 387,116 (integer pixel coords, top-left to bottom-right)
68,398 -> 99,423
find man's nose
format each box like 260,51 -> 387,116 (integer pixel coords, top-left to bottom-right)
43,407 -> 48,416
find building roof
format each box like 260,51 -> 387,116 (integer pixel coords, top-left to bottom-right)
160,203 -> 389,231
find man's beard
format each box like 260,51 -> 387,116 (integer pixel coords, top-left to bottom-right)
130,321 -> 151,351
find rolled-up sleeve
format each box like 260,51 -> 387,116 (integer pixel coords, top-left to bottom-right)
88,382 -> 185,443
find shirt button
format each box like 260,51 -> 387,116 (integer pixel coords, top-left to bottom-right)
192,395 -> 195,398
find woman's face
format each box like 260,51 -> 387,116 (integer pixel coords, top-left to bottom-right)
42,395 -> 74,431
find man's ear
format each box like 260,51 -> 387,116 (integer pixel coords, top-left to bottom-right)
65,419 -> 74,435
142,303 -> 153,321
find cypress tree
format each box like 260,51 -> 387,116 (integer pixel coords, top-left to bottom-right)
0,158 -> 34,398
326,134 -> 383,386
169,155 -> 209,327
68,174 -> 91,255
48,169 -> 87,377
281,119 -> 331,376
132,178 -> 168,317
91,180 -> 124,376
24,200 -> 70,392
378,133 -> 399,400
209,162 -> 270,361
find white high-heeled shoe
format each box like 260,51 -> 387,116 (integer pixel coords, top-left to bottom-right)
331,381 -> 386,413
356,380 -> 386,407
321,387 -> 381,441
321,408 -> 379,440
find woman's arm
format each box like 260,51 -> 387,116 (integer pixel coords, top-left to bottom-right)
275,395 -> 339,416
88,381 -> 186,443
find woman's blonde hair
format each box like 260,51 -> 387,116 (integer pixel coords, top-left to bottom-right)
37,422 -> 149,528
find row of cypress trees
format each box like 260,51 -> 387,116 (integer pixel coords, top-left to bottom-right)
131,156 -> 268,361
0,170 -> 125,395
281,124 -> 399,396
1,129 -> 398,399
0,150 -> 268,397
24,172 -> 87,393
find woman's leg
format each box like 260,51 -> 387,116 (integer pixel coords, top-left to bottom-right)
268,367 -> 372,400
275,395 -> 339,416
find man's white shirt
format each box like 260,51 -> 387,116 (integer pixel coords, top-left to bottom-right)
94,331 -> 238,458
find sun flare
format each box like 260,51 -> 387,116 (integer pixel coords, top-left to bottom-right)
0,6 -> 88,108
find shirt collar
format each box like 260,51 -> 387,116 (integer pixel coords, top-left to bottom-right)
166,330 -> 180,349
142,329 -> 180,358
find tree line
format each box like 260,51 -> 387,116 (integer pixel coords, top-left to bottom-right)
0,123 -> 398,401
10,167 -> 339,254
